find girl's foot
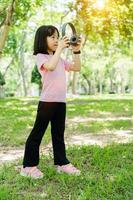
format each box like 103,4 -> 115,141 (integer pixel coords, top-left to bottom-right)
20,166 -> 43,179
57,163 -> 81,175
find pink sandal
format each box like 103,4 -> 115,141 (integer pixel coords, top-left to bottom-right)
57,163 -> 81,175
20,166 -> 43,179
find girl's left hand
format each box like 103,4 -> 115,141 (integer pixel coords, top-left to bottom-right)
70,37 -> 82,52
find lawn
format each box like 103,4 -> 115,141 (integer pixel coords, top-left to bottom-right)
0,95 -> 133,147
0,95 -> 133,199
0,144 -> 133,200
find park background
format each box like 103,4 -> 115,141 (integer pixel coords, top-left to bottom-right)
0,0 -> 133,200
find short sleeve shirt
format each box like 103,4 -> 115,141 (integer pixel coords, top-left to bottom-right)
36,53 -> 71,102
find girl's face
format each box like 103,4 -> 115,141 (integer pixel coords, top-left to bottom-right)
46,31 -> 59,54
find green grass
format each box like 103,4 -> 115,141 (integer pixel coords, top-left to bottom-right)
0,96 -> 133,146
0,143 -> 133,200
0,95 -> 133,199
0,97 -> 51,146
66,120 -> 133,135
67,98 -> 133,118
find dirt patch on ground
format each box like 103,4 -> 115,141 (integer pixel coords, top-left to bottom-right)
0,130 -> 133,165
0,144 -> 52,165
66,130 -> 133,147
67,116 -> 133,123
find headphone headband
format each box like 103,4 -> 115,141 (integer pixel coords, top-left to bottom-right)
62,22 -> 77,37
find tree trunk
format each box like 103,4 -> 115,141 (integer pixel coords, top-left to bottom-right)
72,72 -> 77,94
82,73 -> 91,94
110,77 -> 114,92
91,73 -> 96,95
0,85 -> 5,98
99,80 -> 103,94
0,0 -> 16,59
19,32 -> 28,96
120,76 -> 125,94
20,57 -> 27,96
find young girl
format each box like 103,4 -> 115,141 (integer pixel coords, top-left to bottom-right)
20,25 -> 81,179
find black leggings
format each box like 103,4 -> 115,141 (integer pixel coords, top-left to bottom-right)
23,101 -> 70,167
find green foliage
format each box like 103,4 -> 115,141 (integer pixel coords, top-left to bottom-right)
31,65 -> 41,86
0,71 -> 5,85
12,0 -> 44,26
0,1 -> 7,25
1,0 -> 133,95
0,0 -> 44,27
1,0 -> 44,55
3,28 -> 18,55
69,0 -> 133,45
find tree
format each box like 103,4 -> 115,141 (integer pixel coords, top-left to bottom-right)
0,71 -> 5,86
31,65 -> 41,94
0,0 -> 44,59
0,71 -> 5,98
69,0 -> 133,45
0,0 -> 16,59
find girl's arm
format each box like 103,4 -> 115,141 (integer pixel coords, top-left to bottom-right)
43,37 -> 69,71
68,39 -> 82,72
69,53 -> 81,72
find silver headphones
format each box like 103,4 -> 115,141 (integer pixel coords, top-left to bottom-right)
62,22 -> 79,46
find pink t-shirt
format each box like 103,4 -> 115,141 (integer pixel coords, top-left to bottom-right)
36,53 -> 71,102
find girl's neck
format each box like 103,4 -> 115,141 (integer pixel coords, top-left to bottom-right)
47,50 -> 54,55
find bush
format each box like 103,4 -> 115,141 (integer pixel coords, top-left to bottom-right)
0,71 -> 5,86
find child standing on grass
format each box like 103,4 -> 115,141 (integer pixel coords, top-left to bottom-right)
20,25 -> 81,179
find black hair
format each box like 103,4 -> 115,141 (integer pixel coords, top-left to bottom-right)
33,25 -> 59,55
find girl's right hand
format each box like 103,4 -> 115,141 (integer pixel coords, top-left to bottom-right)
58,36 -> 70,50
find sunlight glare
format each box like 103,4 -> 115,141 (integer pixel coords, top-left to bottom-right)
94,0 -> 105,9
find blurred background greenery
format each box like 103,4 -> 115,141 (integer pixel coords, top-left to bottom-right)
0,0 -> 133,97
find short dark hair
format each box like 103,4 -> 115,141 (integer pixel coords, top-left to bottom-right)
33,25 -> 59,55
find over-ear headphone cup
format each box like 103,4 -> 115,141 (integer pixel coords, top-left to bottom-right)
70,35 -> 79,45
